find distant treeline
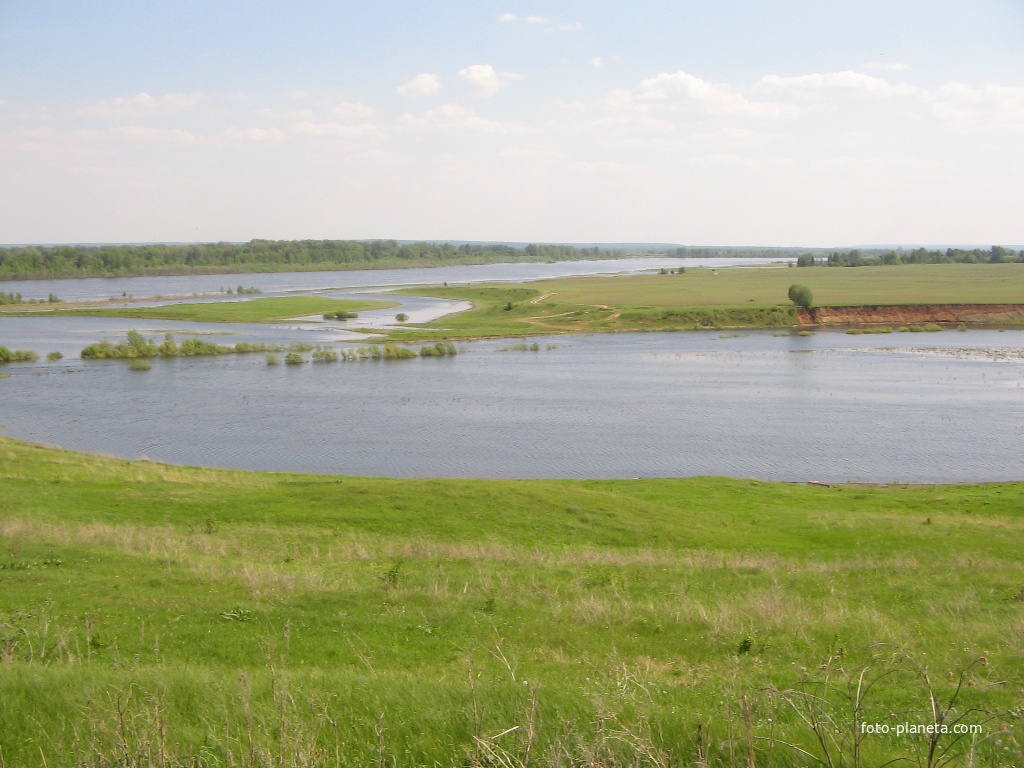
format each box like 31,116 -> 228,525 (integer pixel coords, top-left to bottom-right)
0,240 -> 610,280
795,246 -> 1023,268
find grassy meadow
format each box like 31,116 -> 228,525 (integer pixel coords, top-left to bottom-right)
4,296 -> 397,323
384,263 -> 1024,340
1,436 -> 1022,766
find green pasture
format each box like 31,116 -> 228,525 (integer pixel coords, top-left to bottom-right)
1,437 -> 1022,765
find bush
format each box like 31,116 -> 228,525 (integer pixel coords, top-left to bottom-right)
311,347 -> 339,363
46,351 -> 63,361
284,352 -> 306,365
265,353 -> 280,365
82,330 -> 158,359
381,344 -> 417,360
787,284 -> 814,309
128,359 -> 151,372
395,313 -> 408,322
419,341 -> 457,358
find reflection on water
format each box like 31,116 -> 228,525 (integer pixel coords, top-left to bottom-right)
1,330 -> 1021,483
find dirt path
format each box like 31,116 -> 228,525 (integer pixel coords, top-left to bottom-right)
529,292 -> 555,304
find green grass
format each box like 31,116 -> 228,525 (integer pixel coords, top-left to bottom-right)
1,436 -> 1022,766
383,263 -> 1024,340
11,295 -> 398,323
529,263 -> 1024,307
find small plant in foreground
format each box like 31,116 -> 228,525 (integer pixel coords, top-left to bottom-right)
395,312 -> 409,322
265,353 -> 279,365
284,352 -> 306,365
128,359 -> 151,372
46,351 -> 63,361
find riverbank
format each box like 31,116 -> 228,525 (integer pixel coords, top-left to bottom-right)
799,303 -> 1024,326
1,436 -> 1022,766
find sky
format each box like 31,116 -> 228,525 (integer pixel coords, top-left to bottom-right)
1,1 -> 1022,247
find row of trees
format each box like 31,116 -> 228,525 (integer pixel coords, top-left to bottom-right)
0,240 -> 611,280
797,246 -> 1023,267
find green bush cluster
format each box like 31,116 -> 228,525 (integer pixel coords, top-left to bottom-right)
418,341 -> 458,357
323,311 -> 358,320
846,326 -> 894,335
311,346 -> 340,363
81,332 -> 316,361
499,342 -> 541,352
0,346 -> 38,363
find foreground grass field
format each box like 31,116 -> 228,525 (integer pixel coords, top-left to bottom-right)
1,437 -> 1022,766
385,263 -> 1024,340
5,295 -> 397,323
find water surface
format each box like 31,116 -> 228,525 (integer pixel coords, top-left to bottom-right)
1,329 -> 1021,483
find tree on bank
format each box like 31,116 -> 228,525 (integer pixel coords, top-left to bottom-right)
788,284 -> 814,309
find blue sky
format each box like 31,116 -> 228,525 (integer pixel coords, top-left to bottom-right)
1,1 -> 1022,245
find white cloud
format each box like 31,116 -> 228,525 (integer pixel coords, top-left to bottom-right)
109,126 -> 198,145
757,71 -> 913,98
864,61 -> 909,72
590,57 -> 603,68
289,122 -> 380,139
629,71 -> 792,118
929,82 -> 1024,123
330,102 -> 375,120
498,13 -> 581,32
397,73 -> 441,99
456,65 -> 521,98
220,126 -> 287,143
400,104 -> 528,135
81,92 -> 205,119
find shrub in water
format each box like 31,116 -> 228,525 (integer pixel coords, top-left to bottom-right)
128,359 -> 151,372
284,352 -> 305,365
923,323 -> 943,332
311,346 -> 339,363
46,351 -> 63,361
419,341 -> 457,358
82,330 -> 158,359
178,338 -> 231,356
846,328 -> 863,335
265,353 -> 280,365
381,344 -> 417,360
395,313 -> 409,322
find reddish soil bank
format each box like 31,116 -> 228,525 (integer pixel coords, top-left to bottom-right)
797,304 -> 1024,326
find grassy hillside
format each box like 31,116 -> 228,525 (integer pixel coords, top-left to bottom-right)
1,436 -> 1022,766
532,263 -> 1024,307
382,263 -> 1024,340
4,295 -> 397,323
